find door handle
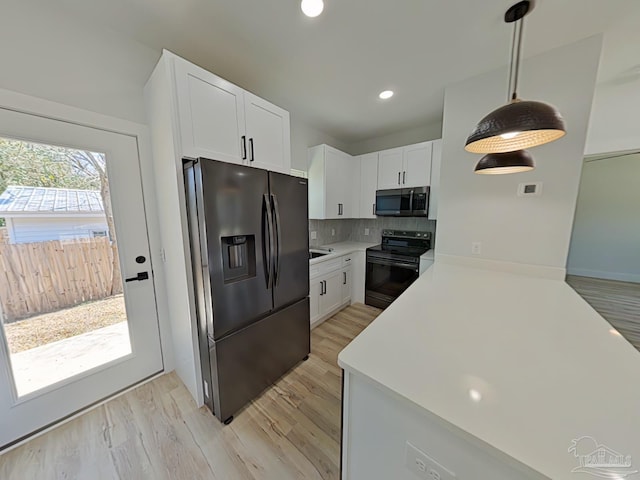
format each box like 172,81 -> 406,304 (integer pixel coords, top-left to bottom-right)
343,272 -> 346,285
125,271 -> 149,282
398,172 -> 401,185
249,138 -> 255,162
271,194 -> 282,286
263,194 -> 275,289
403,171 -> 406,184
241,135 -> 247,160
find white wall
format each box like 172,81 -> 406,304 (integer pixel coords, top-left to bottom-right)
0,2 -> 159,124
290,115 -> 350,171
435,36 -> 602,272
567,154 -> 640,283
347,121 -> 443,156
9,216 -> 108,244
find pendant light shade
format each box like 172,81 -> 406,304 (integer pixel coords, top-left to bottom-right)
474,150 -> 535,175
465,100 -> 565,154
466,0 -> 566,173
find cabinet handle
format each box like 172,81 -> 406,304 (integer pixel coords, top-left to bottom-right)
403,171 -> 406,184
338,203 -> 343,216
372,203 -> 375,215
241,136 -> 247,160
343,272 -> 346,285
249,138 -> 255,162
398,172 -> 401,185
323,280 -> 327,295
320,281 -> 324,296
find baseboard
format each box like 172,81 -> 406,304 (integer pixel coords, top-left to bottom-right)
566,268 -> 640,284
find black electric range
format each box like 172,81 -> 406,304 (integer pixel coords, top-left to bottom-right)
365,230 -> 432,309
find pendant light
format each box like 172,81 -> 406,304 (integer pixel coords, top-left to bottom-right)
474,150 -> 535,175
465,1 -> 566,158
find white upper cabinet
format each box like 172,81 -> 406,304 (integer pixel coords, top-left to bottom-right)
243,92 -> 291,173
428,139 -> 442,220
171,52 -> 291,173
308,145 -> 357,219
403,141 -> 432,188
357,153 -> 379,219
377,148 -> 404,189
174,56 -> 246,164
377,142 -> 433,190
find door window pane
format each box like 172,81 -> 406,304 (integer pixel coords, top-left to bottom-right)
0,137 -> 131,397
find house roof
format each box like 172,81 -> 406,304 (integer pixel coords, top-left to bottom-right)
0,186 -> 104,215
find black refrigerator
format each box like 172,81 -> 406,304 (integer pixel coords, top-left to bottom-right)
184,157 -> 310,424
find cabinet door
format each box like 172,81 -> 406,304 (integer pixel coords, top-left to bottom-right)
320,270 -> 343,315
343,153 -> 359,218
341,267 -> 352,305
358,153 -> 379,218
173,57 -> 246,163
428,139 -> 442,220
403,142 -> 433,188
378,148 -> 404,190
324,147 -> 347,219
244,92 -> 291,174
310,277 -> 323,326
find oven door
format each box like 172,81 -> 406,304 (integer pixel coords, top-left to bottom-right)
375,189 -> 408,216
365,253 -> 420,309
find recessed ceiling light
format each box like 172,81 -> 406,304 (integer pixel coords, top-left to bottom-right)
469,389 -> 482,402
301,0 -> 324,17
379,90 -> 394,100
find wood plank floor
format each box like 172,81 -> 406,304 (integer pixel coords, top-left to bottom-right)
567,275 -> 640,350
0,303 -> 381,480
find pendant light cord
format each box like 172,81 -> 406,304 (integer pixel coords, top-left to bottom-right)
511,16 -> 525,101
507,22 -> 516,102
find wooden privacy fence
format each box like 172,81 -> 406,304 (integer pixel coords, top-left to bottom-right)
0,238 -> 122,322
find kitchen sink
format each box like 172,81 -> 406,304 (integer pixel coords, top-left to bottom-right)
309,251 -> 329,259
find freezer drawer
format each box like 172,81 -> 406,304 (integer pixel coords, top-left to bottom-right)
209,297 -> 310,422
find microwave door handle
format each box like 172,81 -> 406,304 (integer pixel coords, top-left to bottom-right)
409,189 -> 414,212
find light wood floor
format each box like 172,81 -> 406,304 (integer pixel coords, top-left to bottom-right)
0,303 -> 381,480
567,275 -> 640,350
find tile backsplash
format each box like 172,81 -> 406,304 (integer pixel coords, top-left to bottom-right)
309,218 -> 436,248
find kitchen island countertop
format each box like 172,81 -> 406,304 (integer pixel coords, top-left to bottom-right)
338,259 -> 640,479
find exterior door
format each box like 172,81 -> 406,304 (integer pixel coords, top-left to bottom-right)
0,108 -> 163,449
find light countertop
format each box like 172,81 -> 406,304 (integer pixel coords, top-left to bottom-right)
338,259 -> 640,479
420,249 -> 434,261
309,241 -> 378,265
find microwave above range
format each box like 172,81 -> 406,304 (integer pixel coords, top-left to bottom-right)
375,187 -> 429,217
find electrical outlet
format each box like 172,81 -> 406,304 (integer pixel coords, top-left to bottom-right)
331,228 -> 336,236
364,228 -> 370,236
310,231 -> 317,240
472,242 -> 482,255
405,443 -> 456,480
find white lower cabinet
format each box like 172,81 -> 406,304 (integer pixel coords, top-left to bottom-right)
310,253 -> 354,328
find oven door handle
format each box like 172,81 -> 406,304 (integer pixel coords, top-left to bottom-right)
367,257 -> 419,271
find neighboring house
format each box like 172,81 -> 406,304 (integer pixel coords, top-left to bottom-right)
0,186 -> 108,244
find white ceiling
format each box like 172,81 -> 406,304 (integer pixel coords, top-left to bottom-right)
44,0 -> 640,144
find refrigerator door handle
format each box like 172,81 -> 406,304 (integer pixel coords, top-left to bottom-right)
263,194 -> 275,289
271,193 -> 282,286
